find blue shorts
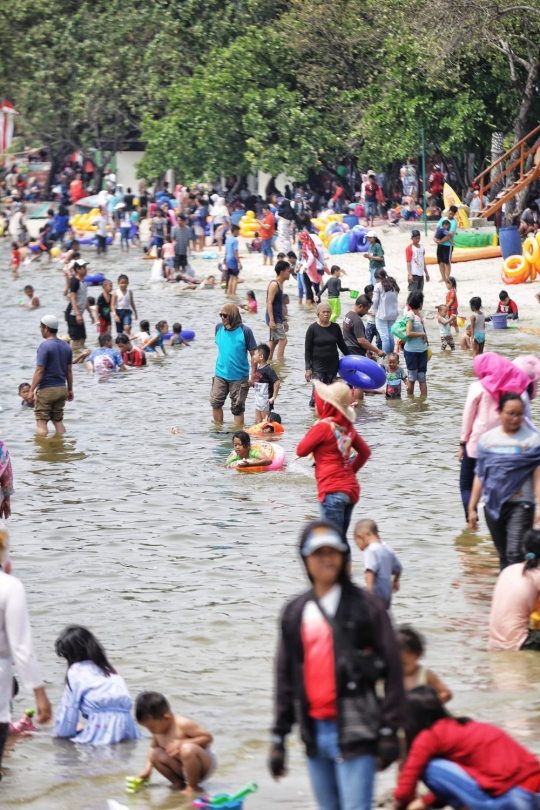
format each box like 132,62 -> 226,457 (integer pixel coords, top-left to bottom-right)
474,331 -> 485,344
115,308 -> 132,334
404,348 -> 428,382
261,239 -> 273,258
365,201 -> 377,216
153,236 -> 164,248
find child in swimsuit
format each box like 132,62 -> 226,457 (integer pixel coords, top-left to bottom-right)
445,276 -> 459,333
469,296 -> 485,357
397,625 -> 452,703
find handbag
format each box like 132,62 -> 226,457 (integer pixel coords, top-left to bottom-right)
391,316 -> 409,342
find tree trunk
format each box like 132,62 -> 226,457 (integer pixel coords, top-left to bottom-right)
45,152 -> 61,200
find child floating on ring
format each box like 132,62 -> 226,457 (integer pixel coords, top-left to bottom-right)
225,431 -> 272,468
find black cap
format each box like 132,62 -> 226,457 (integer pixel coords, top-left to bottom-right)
411,229 -> 421,238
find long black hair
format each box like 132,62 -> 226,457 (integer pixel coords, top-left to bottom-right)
522,528 -> 540,574
375,267 -> 399,293
405,686 -> 469,749
55,626 -> 116,684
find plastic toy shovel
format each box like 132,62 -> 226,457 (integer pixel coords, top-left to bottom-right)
211,783 -> 258,806
124,775 -> 149,794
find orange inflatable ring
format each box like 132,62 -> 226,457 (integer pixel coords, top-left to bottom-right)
524,236 -> 540,266
501,266 -> 530,285
246,421 -> 284,438
503,255 -> 529,276
531,265 -> 538,282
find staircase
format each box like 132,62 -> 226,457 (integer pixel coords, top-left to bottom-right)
473,124 -> 540,218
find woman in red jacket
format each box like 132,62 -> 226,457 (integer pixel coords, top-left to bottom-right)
394,686 -> 540,810
296,380 -> 371,544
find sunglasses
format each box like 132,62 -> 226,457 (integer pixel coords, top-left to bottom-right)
220,313 -> 228,318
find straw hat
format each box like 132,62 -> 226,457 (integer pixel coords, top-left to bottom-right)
313,380 -> 356,422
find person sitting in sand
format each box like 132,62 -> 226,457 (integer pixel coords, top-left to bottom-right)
135,691 -> 217,793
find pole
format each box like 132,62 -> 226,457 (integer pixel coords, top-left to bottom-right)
421,127 -> 428,236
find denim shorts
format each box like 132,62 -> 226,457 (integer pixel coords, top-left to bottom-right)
115,308 -> 132,327
261,239 -> 273,257
404,348 -> 428,382
365,201 -> 377,216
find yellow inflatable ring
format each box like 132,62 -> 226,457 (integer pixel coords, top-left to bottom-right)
523,236 -> 540,266
503,255 -> 528,276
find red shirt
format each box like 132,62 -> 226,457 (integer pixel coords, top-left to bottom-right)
122,347 -> 147,366
301,599 -> 337,720
260,213 -> 275,241
394,718 -> 540,808
296,420 -> 371,503
11,249 -> 20,266
497,299 -> 518,315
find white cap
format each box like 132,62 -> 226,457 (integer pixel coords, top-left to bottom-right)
367,230 -> 377,238
40,314 -> 59,330
301,528 -> 349,557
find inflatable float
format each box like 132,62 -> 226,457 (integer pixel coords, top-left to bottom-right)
227,441 -> 285,472
425,246 -> 502,265
85,273 -> 106,286
246,421 -> 284,438
339,356 -> 386,390
160,330 -> 196,341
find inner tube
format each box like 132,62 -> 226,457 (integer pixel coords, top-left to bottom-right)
161,330 -> 196,342
523,236 -> 540,266
425,246 -> 502,265
339,356 -> 386,390
246,421 -> 285,438
227,440 -> 286,472
503,255 -> 529,276
85,273 -> 106,286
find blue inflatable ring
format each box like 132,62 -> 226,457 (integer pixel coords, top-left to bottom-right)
85,273 -> 106,286
161,330 -> 196,342
339,355 -> 386,390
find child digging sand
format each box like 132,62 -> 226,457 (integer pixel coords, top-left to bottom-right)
354,519 -> 402,608
396,625 -> 452,703
135,691 -> 217,792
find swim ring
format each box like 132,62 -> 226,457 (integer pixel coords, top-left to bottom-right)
503,255 -> 528,276
85,273 -> 106,286
523,236 -> 540,266
161,330 -> 196,341
227,440 -> 286,472
339,356 -> 386,390
246,421 -> 285,438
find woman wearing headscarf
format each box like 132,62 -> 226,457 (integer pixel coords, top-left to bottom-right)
0,529 -> 52,777
305,303 -> 350,407
298,229 -> 323,307
276,198 -> 298,253
297,380 -> 371,538
459,353 -> 531,519
371,268 -> 399,354
210,303 -> 257,426
469,392 -> 540,569
0,442 -> 13,520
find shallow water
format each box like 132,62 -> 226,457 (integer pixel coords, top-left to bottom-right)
2,242 -> 540,810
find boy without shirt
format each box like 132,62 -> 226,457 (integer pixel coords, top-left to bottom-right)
136,691 -> 216,793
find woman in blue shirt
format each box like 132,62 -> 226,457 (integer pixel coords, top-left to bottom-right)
404,291 -> 429,398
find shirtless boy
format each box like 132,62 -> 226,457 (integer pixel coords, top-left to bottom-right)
135,691 -> 216,792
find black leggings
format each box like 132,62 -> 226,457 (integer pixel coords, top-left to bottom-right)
0,722 -> 8,778
459,447 -> 477,520
303,273 -> 320,303
484,500 -> 534,570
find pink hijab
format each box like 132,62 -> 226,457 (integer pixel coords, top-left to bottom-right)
513,355 -> 540,400
473,352 -> 530,398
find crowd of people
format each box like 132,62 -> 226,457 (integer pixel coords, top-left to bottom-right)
3,165 -> 540,810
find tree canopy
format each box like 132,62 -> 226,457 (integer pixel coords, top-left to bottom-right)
1,0 -> 539,183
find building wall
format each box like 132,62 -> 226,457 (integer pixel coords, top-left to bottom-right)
115,151 -> 145,192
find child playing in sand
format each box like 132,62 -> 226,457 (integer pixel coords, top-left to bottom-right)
497,290 -> 519,319
470,296 -> 485,357
445,276 -> 459,334
396,625 -> 452,703
135,691 -> 216,792
239,290 -> 257,313
169,323 -> 190,347
22,285 -> 40,308
247,232 -> 262,253
354,519 -> 402,608
203,275 -> 215,289
437,305 -> 456,350
253,343 -> 280,423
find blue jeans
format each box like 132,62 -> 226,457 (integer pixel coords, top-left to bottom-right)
365,322 -> 382,350
424,759 -> 540,810
261,239 -> 273,258
319,492 -> 354,540
307,720 -> 376,810
375,318 -> 395,354
120,226 -> 130,247
297,272 -> 306,300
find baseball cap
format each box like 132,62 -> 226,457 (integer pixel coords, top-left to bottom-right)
73,259 -> 89,269
40,314 -> 59,330
367,170 -> 376,177
301,527 -> 349,557
367,230 -> 377,238
411,229 -> 421,238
